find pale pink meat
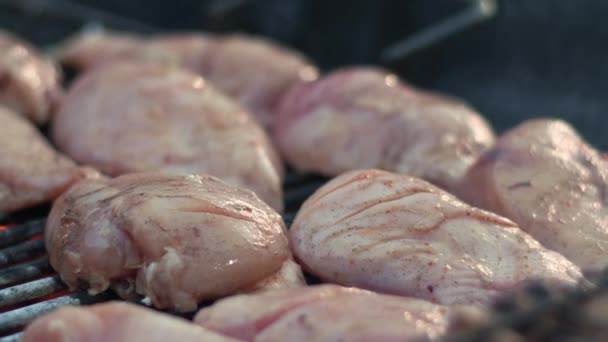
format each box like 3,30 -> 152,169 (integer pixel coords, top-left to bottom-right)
0,30 -> 62,124
56,32 -> 316,128
52,61 -> 283,211
46,172 -> 303,312
458,119 -> 608,273
22,302 -> 241,342
56,31 -> 143,71
0,106 -> 94,213
243,258 -> 306,293
274,67 -> 495,191
203,35 -> 318,128
290,169 -> 584,306
195,284 -> 459,341
140,33 -> 217,73
56,31 -> 216,73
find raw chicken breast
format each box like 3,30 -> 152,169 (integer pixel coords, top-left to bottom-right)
458,119 -> 608,273
56,32 -> 316,129
56,31 -> 143,71
22,302 -> 240,342
46,172 -> 303,312
245,258 -> 306,292
0,106 -> 94,213
0,30 -> 62,124
195,284 -> 460,341
290,169 -> 584,306
274,67 -> 495,191
53,61 -> 283,211
57,31 -> 216,73
203,35 -> 318,128
140,33 -> 217,73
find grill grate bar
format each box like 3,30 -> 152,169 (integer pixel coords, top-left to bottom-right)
0,219 -> 45,249
0,291 -> 115,333
0,240 -> 45,268
0,258 -> 51,287
0,276 -> 65,308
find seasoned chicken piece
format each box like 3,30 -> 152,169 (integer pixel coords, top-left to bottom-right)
0,106 -> 94,213
22,302 -> 240,342
56,31 -> 143,71
203,35 -> 318,128
46,172 -> 303,312
290,169 -> 584,306
53,61 -> 283,211
457,119 -> 608,273
195,284 -> 461,341
0,30 -> 62,124
274,67 -> 495,191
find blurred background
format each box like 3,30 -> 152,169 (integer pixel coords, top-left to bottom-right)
1,0 -> 607,147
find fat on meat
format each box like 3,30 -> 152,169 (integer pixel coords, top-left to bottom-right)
0,106 -> 94,213
46,172 -> 303,312
0,30 -> 62,124
290,169 -> 584,306
195,284 -> 465,342
22,302 -> 240,342
458,119 -> 608,273
274,67 -> 495,191
52,61 -> 283,211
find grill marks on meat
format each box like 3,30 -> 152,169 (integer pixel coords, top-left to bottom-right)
195,284 -> 459,341
0,106 -> 94,212
0,30 -> 62,124
458,119 -> 608,273
274,67 -> 495,191
21,302 -> 241,342
53,61 -> 283,211
290,169 -> 584,306
56,32 -> 317,129
46,173 -> 303,312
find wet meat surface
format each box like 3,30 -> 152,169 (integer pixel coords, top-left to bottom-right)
274,67 -> 495,191
290,169 -> 584,306
0,106 -> 93,213
458,119 -> 608,273
46,172 -> 302,312
52,61 -> 283,211
0,30 -> 62,124
22,302 -> 240,342
195,284 -> 459,341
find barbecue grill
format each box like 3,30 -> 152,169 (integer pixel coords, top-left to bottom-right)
1,0 -> 607,341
